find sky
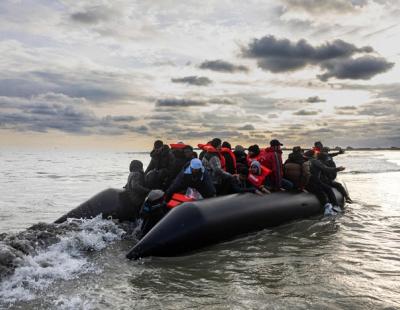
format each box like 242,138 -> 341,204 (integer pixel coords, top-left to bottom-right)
0,0 -> 399,150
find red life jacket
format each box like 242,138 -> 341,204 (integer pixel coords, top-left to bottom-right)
248,165 -> 272,188
170,143 -> 187,149
198,144 -> 226,171
220,147 -> 237,173
312,146 -> 321,154
166,193 -> 194,209
247,149 -> 267,166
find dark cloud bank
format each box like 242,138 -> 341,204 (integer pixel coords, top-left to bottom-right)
199,60 -> 249,73
242,35 -> 394,81
171,76 -> 212,86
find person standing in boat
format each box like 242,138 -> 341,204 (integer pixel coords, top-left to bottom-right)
165,158 -> 216,202
125,160 -> 151,218
306,151 -> 346,214
200,138 -> 233,195
305,141 -> 345,158
264,139 -> 293,191
145,140 -> 176,190
319,147 -> 353,203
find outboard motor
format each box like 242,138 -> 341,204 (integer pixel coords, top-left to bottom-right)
139,189 -> 167,239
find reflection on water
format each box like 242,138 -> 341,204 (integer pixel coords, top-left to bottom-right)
0,150 -> 399,309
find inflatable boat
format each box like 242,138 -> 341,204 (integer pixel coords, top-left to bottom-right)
126,189 -> 343,259
54,188 -> 344,259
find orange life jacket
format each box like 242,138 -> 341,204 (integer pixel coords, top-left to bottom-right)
221,147 -> 237,173
166,193 -> 194,209
248,165 -> 272,188
170,143 -> 187,149
198,144 -> 226,171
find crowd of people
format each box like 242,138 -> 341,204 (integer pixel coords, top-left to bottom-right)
124,138 -> 352,225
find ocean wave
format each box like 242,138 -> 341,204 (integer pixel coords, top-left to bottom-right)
0,216 -> 126,305
342,168 -> 400,175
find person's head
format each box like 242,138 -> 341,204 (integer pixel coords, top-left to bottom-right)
222,141 -> 231,149
234,145 -> 245,153
210,138 -> 222,150
237,166 -> 249,181
314,141 -> 323,149
153,140 -> 164,152
129,160 -> 143,172
292,146 -> 302,154
270,139 -> 283,149
183,145 -> 194,159
248,144 -> 260,157
250,161 -> 261,175
322,146 -> 330,153
190,158 -> 204,177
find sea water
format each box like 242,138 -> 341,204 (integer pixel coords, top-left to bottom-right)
0,149 -> 399,309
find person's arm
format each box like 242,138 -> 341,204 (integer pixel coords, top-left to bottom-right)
144,158 -> 155,175
314,160 -> 345,173
210,156 -> 232,179
165,171 -> 185,201
231,177 -> 257,194
199,171 -> 217,198
129,172 -> 151,196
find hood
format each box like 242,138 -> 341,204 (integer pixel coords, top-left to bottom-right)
130,160 -> 144,172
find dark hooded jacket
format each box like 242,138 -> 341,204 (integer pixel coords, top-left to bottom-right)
284,152 -> 307,188
145,145 -> 175,189
165,162 -> 216,201
170,147 -> 192,180
319,152 -> 337,181
125,160 -> 151,218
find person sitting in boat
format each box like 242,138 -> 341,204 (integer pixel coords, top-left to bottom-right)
319,147 -> 352,203
165,158 -> 216,202
264,139 -> 293,191
221,141 -> 237,174
247,144 -> 267,166
306,151 -> 346,214
200,138 -> 233,195
248,161 -> 271,194
284,146 -> 310,190
145,140 -> 176,190
229,166 -> 263,195
124,160 -> 151,218
233,145 -> 248,169
170,142 -> 195,180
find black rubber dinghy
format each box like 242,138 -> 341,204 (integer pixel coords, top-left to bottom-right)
126,189 -> 343,260
55,188 -> 134,223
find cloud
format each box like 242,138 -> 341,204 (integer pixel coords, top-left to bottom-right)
70,6 -> 116,24
238,124 -> 255,130
318,56 -> 394,81
242,35 -> 393,80
281,0 -> 368,15
335,105 -> 358,115
0,93 -> 146,135
306,96 -> 326,103
293,109 -> 320,115
357,100 -> 400,117
171,76 -> 212,86
199,60 -> 249,73
156,98 -> 206,107
209,98 -> 237,105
